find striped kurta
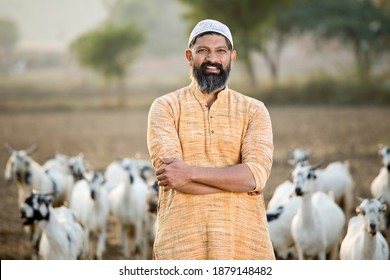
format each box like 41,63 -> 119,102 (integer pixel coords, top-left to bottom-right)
147,81 -> 275,260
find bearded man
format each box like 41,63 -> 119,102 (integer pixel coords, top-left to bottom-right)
147,19 -> 275,260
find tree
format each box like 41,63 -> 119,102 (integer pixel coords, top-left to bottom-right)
104,0 -> 187,55
0,17 -> 19,73
283,0 -> 390,83
178,0 -> 292,87
70,21 -> 144,105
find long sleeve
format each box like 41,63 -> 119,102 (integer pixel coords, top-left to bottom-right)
241,102 -> 273,193
147,96 -> 183,170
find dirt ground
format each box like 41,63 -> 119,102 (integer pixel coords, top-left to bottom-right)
1,106 -> 389,259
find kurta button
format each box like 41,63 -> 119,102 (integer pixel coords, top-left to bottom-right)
211,130 -> 214,133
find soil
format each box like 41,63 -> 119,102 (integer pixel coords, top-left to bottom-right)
1,106 -> 389,259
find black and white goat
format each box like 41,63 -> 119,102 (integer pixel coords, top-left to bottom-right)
370,145 -> 390,232
20,193 -> 84,260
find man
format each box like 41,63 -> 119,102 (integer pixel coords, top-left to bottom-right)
147,19 -> 274,260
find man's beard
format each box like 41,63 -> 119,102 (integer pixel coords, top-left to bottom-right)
192,62 -> 231,94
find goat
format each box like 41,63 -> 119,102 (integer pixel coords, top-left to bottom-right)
370,145 -> 390,231
4,143 -> 72,259
103,158 -> 129,193
108,162 -> 149,259
301,160 -> 355,220
4,143 -> 72,207
340,198 -> 389,260
145,180 -> 159,259
20,193 -> 84,260
267,196 -> 300,259
288,148 -> 311,166
291,164 -> 346,260
69,171 -> 109,259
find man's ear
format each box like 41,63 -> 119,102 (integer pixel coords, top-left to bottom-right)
231,49 -> 237,65
185,49 -> 193,66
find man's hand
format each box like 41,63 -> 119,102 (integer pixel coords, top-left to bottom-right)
156,158 -> 192,191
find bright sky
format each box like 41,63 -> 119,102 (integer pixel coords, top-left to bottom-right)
0,0 -> 107,49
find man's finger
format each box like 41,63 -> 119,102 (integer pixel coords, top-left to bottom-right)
159,157 -> 176,164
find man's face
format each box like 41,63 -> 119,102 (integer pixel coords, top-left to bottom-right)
186,34 -> 236,94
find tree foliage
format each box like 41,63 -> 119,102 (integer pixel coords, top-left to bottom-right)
0,17 -> 19,73
277,0 -> 390,81
70,21 -> 144,80
105,0 -> 187,55
178,0 -> 292,86
0,17 -> 19,51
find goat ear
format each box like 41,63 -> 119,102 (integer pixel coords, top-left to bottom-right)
287,159 -> 296,166
130,174 -> 134,184
376,195 -> 383,203
355,206 -> 361,214
311,161 -> 324,170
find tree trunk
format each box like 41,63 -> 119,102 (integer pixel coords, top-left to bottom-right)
116,77 -> 127,107
241,47 -> 257,88
353,43 -> 372,85
262,36 -> 284,83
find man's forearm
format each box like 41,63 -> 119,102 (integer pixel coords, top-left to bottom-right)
176,181 -> 224,195
189,163 -> 256,193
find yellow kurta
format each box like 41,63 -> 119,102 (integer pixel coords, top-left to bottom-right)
147,82 -> 274,260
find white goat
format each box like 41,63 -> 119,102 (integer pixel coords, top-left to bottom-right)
108,163 -> 149,259
145,180 -> 159,259
68,153 -> 91,181
291,164 -> 346,260
267,180 -> 295,210
20,193 -> 84,260
340,198 -> 389,260
267,148 -> 311,210
370,145 -> 390,231
69,171 -> 109,259
267,196 -> 300,259
265,149 -> 310,259
304,160 -> 355,219
4,143 -> 72,207
103,159 -> 129,193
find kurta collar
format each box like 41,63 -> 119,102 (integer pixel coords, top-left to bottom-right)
189,81 -> 229,105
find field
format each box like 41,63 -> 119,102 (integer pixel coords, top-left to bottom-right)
1,105 -> 390,259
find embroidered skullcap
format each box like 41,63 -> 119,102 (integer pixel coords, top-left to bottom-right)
188,19 -> 233,48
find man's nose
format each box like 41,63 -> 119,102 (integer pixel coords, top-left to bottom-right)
205,51 -> 219,63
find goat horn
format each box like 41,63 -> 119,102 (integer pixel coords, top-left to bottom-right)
25,143 -> 38,155
356,196 -> 365,203
4,143 -> 15,154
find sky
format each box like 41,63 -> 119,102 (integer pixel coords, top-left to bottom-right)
0,0 -> 108,49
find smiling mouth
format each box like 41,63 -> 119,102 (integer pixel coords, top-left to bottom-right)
204,65 -> 220,75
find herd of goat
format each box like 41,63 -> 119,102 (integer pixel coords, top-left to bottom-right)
3,143 -> 390,260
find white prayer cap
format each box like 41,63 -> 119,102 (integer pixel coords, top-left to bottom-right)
188,19 -> 233,49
